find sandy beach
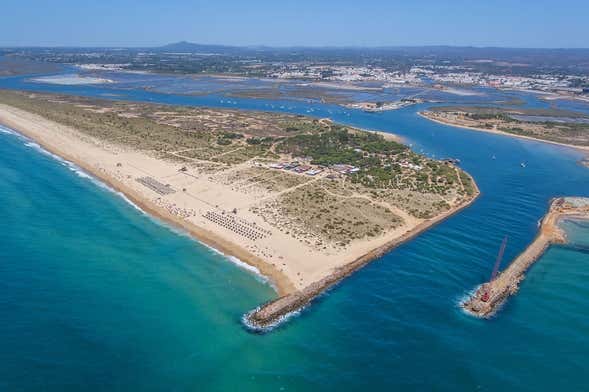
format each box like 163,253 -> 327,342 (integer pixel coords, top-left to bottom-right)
246,177 -> 480,328
0,104 -> 297,294
0,102 -> 478,313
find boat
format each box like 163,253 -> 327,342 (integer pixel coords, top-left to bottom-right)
443,157 -> 461,165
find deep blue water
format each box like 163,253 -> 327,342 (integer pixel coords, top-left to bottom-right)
0,74 -> 589,391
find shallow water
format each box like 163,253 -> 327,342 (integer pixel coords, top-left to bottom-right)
511,114 -> 589,124
0,73 -> 588,391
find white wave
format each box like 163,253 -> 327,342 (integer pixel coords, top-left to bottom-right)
151,226 -> 276,289
0,126 -> 18,136
242,278 -> 351,332
68,166 -> 92,180
227,255 -> 269,285
456,285 -> 503,319
201,242 -> 271,286
456,289 -> 484,319
59,163 -> 273,288
115,193 -> 145,213
25,141 -> 68,164
21,139 -> 148,216
15,126 -> 274,291
241,303 -> 306,333
456,286 -> 478,309
71,168 -> 147,215
0,126 -> 32,143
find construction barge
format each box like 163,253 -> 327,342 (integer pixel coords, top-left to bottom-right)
463,197 -> 589,318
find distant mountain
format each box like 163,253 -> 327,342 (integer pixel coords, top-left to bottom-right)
150,43 -> 589,70
156,41 -> 241,53
155,42 -> 589,56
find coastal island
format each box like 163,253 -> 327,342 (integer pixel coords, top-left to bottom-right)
463,197 -> 589,318
420,107 -> 589,151
0,89 -> 479,330
343,99 -> 424,112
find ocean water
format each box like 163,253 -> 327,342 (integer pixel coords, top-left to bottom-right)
0,74 -> 589,391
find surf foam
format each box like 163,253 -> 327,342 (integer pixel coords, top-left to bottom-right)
10,124 -> 275,293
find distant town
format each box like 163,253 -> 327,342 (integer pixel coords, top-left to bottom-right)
2,43 -> 589,101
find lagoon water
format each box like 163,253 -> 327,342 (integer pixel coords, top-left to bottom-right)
0,73 -> 589,390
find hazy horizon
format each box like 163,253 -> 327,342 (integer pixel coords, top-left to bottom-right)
2,41 -> 589,50
1,0 -> 588,48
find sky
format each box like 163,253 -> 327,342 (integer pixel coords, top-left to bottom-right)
1,0 -> 588,48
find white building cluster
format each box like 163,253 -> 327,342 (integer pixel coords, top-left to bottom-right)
268,63 -> 588,94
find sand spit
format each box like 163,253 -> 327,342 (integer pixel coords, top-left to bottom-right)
31,74 -> 115,85
462,197 -> 589,318
418,111 -> 589,153
245,181 -> 480,330
0,105 -> 295,294
0,101 -> 478,331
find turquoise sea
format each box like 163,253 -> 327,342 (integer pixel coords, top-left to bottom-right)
0,73 -> 588,391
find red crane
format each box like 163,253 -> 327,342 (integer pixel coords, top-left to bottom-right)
481,236 -> 508,302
